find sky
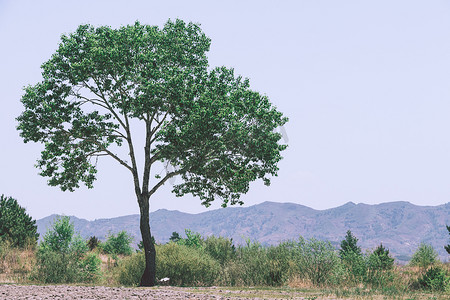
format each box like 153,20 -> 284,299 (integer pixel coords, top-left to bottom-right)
1,0 -> 450,221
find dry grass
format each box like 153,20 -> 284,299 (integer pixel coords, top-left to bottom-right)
0,242 -> 35,283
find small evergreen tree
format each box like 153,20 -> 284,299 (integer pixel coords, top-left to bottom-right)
87,236 -> 100,251
169,232 -> 181,243
371,243 -> 394,270
339,230 -> 365,282
0,195 -> 39,248
339,230 -> 362,258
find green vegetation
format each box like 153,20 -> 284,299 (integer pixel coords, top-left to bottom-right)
0,226 -> 449,298
102,231 -> 133,256
410,243 -> 439,269
0,195 -> 38,248
17,18 -> 288,286
33,216 -> 101,283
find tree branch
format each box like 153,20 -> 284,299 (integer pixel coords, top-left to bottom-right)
149,169 -> 183,197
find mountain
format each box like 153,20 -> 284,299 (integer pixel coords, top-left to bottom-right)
36,201 -> 450,263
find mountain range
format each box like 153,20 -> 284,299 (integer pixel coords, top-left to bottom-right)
36,201 -> 450,263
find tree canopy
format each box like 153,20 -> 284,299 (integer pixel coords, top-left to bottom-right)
17,19 -> 288,286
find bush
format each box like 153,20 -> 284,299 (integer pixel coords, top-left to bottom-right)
293,237 -> 342,286
365,244 -> 395,287
221,241 -> 291,287
410,243 -> 439,269
177,229 -> 203,249
417,266 -> 449,291
87,236 -> 100,251
117,252 -> 145,286
202,235 -> 236,266
40,216 -> 74,253
34,216 -> 101,283
0,195 -> 39,248
339,231 -> 365,283
79,252 -> 102,283
156,242 -> 220,286
102,231 -> 133,255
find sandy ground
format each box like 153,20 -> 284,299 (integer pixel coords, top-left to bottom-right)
0,284 -> 330,299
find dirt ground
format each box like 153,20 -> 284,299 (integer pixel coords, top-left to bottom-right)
0,284 -> 333,299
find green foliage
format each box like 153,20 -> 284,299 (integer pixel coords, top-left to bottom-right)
292,237 -> 342,286
17,19 -> 288,285
370,244 -> 394,270
41,216 -> 74,253
156,243 -> 220,286
221,241 -> 291,286
0,195 -> 39,248
117,252 -> 145,286
16,19 -> 287,207
34,216 -> 101,283
202,235 -> 236,266
339,230 -> 362,258
410,243 -> 439,269
102,231 -> 133,256
78,252 -> 102,283
365,244 -> 395,287
87,236 -> 100,251
339,230 -> 365,283
417,266 -> 449,292
177,229 -> 203,249
169,232 -> 181,243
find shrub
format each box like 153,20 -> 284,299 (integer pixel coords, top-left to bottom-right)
417,266 -> 449,291
87,236 -> 100,251
339,231 -> 365,283
202,235 -> 236,266
40,216 -> 74,253
410,243 -> 439,269
222,241 -> 291,287
78,252 -> 102,283
34,216 -> 101,283
102,231 -> 133,255
0,195 -> 39,248
156,242 -> 220,286
293,237 -> 341,286
177,229 -> 203,249
117,252 -> 145,286
365,244 -> 395,287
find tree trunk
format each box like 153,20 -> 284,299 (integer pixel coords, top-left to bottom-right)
138,194 -> 156,287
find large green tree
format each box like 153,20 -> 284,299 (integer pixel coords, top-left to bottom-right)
0,195 -> 39,248
17,19 -> 287,286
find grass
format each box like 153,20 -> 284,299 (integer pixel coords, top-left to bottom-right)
0,242 -> 448,299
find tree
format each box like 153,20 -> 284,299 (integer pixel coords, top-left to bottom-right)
0,194 -> 39,248
169,231 -> 181,243
102,231 -> 133,255
17,19 -> 287,286
445,225 -> 450,255
410,242 -> 439,269
339,230 -> 362,258
370,243 -> 394,270
339,230 -> 365,281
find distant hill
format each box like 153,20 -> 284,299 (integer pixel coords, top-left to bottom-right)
36,201 -> 450,263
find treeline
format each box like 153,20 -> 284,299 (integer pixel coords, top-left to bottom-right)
0,194 -> 449,296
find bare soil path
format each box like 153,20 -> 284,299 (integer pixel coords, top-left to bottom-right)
0,285 -> 332,299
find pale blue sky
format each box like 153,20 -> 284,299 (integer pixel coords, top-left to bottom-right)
1,0 -> 450,220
